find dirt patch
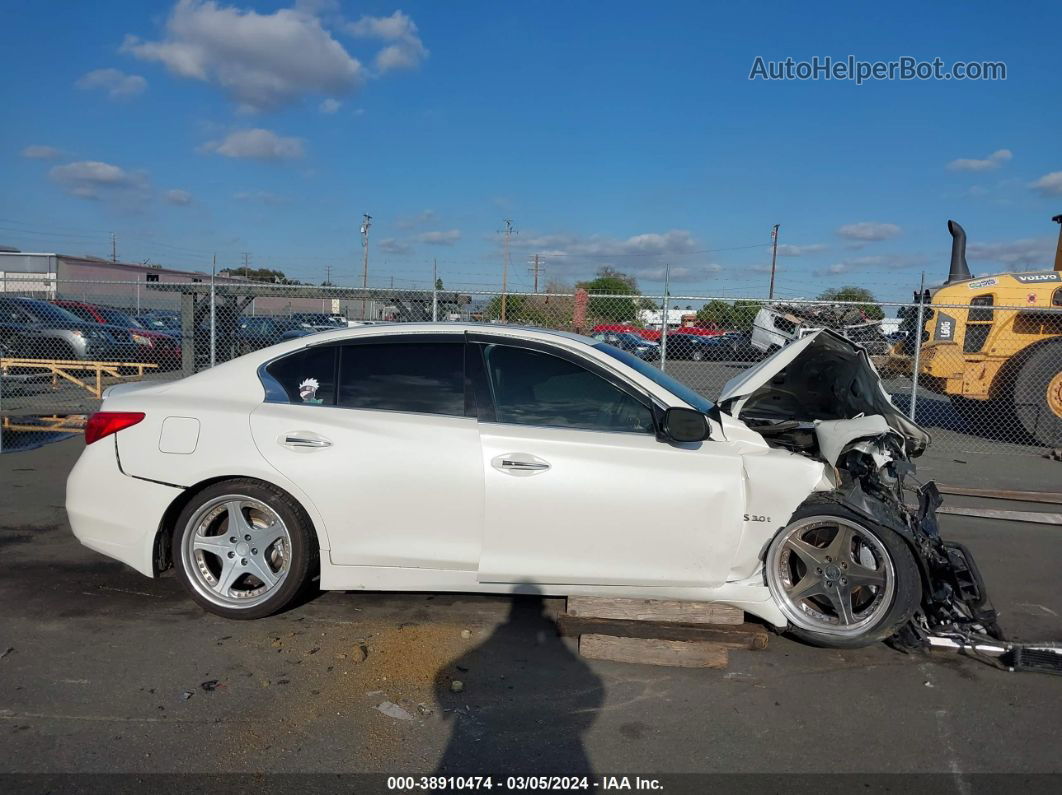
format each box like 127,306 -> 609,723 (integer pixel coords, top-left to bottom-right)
225,616 -> 483,767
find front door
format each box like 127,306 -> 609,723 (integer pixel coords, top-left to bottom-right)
470,338 -> 745,588
249,335 -> 484,570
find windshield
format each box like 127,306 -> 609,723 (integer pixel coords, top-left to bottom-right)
619,333 -> 653,345
97,307 -> 138,327
24,300 -> 85,326
594,343 -> 714,413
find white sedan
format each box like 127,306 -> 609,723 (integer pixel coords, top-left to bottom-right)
66,324 -> 995,648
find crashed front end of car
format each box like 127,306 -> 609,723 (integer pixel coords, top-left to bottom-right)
720,330 -> 1001,649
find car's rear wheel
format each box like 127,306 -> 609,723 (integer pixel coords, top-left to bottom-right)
173,479 -> 317,620
765,502 -> 921,648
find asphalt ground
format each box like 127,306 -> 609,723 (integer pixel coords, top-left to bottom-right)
1,436 -> 1060,789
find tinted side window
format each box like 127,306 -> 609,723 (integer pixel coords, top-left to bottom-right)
482,344 -> 653,433
339,342 -> 465,416
62,305 -> 96,322
264,345 -> 337,405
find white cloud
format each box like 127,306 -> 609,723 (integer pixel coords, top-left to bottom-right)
835,222 -> 902,242
812,254 -> 923,277
520,229 -> 698,260
76,68 -> 147,100
416,229 -> 461,245
967,237 -> 1055,267
49,160 -> 147,200
200,128 -> 304,160
378,238 -> 412,255
122,0 -> 364,112
776,243 -> 828,257
319,97 -> 341,114
21,145 -> 63,160
346,10 -> 428,73
163,188 -> 193,205
633,263 -> 722,282
1030,171 -> 1062,197
947,149 -> 1012,172
395,209 -> 437,229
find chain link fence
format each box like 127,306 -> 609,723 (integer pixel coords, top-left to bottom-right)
2,276 -> 1060,459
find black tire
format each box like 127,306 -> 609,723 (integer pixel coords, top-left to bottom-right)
766,498 -> 921,649
172,478 -> 318,620
1012,342 -> 1062,447
950,396 -> 1001,433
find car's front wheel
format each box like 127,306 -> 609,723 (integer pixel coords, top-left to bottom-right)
765,501 -> 921,648
173,479 -> 318,620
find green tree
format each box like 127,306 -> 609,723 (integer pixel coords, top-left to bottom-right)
482,294 -> 549,325
577,266 -> 643,322
695,299 -> 732,329
694,299 -> 762,331
816,286 -> 884,320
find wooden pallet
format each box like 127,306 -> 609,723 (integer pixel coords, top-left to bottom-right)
563,598 -> 767,669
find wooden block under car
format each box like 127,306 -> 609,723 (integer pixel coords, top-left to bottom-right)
565,597 -> 744,625
578,634 -> 729,669
558,614 -> 768,650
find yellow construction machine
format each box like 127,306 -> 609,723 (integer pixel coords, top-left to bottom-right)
913,215 -> 1062,446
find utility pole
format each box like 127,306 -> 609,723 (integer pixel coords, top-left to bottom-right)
529,253 -> 542,293
324,264 -> 332,285
111,233 -> 117,263
360,213 -> 372,320
660,264 -> 671,372
209,253 -> 217,368
241,252 -> 251,271
501,218 -> 514,322
432,258 -> 439,322
768,224 -> 780,300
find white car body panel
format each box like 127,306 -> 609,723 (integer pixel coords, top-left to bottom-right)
69,322 -> 931,630
476,422 -> 745,587
249,404 -> 484,569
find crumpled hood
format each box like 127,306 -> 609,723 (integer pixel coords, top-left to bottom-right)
718,329 -> 930,457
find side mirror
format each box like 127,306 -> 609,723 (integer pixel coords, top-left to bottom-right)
661,407 -> 711,443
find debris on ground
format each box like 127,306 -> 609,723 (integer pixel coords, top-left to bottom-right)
179,690 -> 194,701
200,680 -> 220,692
460,629 -> 472,639
0,647 -> 13,660
375,701 -> 414,721
450,680 -> 465,693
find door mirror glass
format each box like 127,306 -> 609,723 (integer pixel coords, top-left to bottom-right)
661,407 -> 710,442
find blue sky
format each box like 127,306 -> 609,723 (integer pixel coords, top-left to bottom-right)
2,0 -> 1059,301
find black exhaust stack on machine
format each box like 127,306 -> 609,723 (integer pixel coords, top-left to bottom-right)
946,219 -> 973,284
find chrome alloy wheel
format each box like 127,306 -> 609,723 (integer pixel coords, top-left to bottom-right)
181,495 -> 291,609
766,516 -> 896,637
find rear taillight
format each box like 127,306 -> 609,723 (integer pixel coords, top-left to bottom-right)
85,412 -> 145,445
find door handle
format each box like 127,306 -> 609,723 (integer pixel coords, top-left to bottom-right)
282,434 -> 332,449
491,453 -> 550,474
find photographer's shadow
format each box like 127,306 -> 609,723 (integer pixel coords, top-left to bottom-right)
434,590 -> 603,775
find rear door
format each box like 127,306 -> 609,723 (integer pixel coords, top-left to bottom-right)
469,336 -> 745,588
249,334 -> 484,570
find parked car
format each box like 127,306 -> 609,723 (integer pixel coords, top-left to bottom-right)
53,300 -> 181,369
236,316 -> 307,353
590,330 -> 660,360
290,313 -> 347,331
67,325 -> 998,651
136,311 -> 182,337
668,331 -> 739,361
0,295 -> 139,362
